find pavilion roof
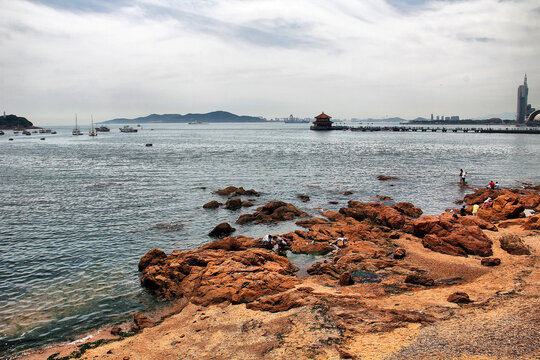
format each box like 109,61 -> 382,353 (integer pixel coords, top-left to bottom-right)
315,112 -> 332,119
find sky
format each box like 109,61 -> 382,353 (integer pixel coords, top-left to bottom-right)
1,0 -> 539,124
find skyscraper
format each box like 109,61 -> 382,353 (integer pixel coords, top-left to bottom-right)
516,74 -> 528,123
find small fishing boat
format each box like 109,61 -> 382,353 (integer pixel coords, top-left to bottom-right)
119,125 -> 137,133
95,125 -> 110,132
89,116 -> 97,137
72,114 -> 83,135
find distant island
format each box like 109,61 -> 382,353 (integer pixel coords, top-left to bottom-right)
0,114 -> 35,129
101,111 -> 266,124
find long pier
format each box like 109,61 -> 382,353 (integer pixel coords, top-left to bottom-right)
311,125 -> 540,134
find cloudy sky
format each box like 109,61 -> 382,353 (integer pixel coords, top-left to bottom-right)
1,0 -> 539,124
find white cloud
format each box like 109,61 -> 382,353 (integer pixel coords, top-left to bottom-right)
0,0 -> 539,124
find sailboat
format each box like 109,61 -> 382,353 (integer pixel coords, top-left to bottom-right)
72,114 -> 83,135
89,115 -> 97,137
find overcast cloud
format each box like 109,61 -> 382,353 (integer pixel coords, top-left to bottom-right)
1,0 -> 539,124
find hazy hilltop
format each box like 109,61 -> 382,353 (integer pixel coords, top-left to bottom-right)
101,111 -> 266,124
0,114 -> 34,129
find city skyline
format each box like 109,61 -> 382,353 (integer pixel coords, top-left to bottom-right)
1,0 -> 539,125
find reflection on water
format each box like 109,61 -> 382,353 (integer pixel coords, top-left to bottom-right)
1,123 -> 540,356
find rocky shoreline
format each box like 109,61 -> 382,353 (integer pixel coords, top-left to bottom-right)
16,186 -> 540,359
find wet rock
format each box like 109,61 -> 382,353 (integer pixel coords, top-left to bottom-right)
201,236 -> 256,251
298,195 -> 310,202
215,186 -> 259,197
209,222 -> 236,238
377,175 -> 399,181
447,292 -> 472,304
499,234 -> 530,255
241,201 -> 254,207
404,274 -> 434,286
203,200 -> 221,209
481,257 -> 501,266
236,201 -> 308,225
374,195 -> 393,201
328,201 -> 339,204
132,312 -> 154,330
342,191 -> 354,195
339,272 -> 355,286
392,248 -> 406,259
340,201 -> 410,230
138,248 -> 167,272
225,198 -> 242,210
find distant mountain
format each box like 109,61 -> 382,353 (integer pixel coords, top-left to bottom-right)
0,114 -> 34,129
473,112 -> 515,120
101,111 -> 266,124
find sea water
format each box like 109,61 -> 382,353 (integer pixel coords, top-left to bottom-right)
1,122 -> 539,357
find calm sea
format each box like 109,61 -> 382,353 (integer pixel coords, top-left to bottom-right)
1,122 -> 539,357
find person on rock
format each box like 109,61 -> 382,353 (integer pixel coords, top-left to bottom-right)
472,204 -> 480,216
481,197 -> 492,209
262,234 -> 274,249
331,237 -> 348,248
461,171 -> 467,185
459,169 -> 463,183
460,205 -> 467,216
495,182 -> 500,189
276,236 -> 289,251
488,181 -> 495,189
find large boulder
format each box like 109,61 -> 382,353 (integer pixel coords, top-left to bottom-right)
499,234 -> 530,255
413,215 -> 493,257
477,194 -> 524,222
139,246 -> 299,304
236,201 -> 308,224
340,201 -> 410,230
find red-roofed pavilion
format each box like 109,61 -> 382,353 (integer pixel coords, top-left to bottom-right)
311,112 -> 333,130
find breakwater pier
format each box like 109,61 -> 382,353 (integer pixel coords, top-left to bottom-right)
311,125 -> 540,134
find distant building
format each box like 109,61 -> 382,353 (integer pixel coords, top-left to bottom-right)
311,112 -> 333,130
436,115 -> 440,120
516,74 -> 529,124
450,116 -> 459,121
431,113 -> 434,121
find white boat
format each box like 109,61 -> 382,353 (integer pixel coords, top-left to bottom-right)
89,115 -> 97,137
119,125 -> 137,133
72,114 -> 83,135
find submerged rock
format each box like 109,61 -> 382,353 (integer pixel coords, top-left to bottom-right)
203,200 -> 221,209
215,186 -> 259,197
209,222 -> 236,238
225,198 -> 242,210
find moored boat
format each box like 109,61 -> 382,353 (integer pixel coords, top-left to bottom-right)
95,125 -> 110,132
119,125 -> 137,133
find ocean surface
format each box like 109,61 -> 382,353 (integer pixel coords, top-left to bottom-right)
1,122 -> 539,357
